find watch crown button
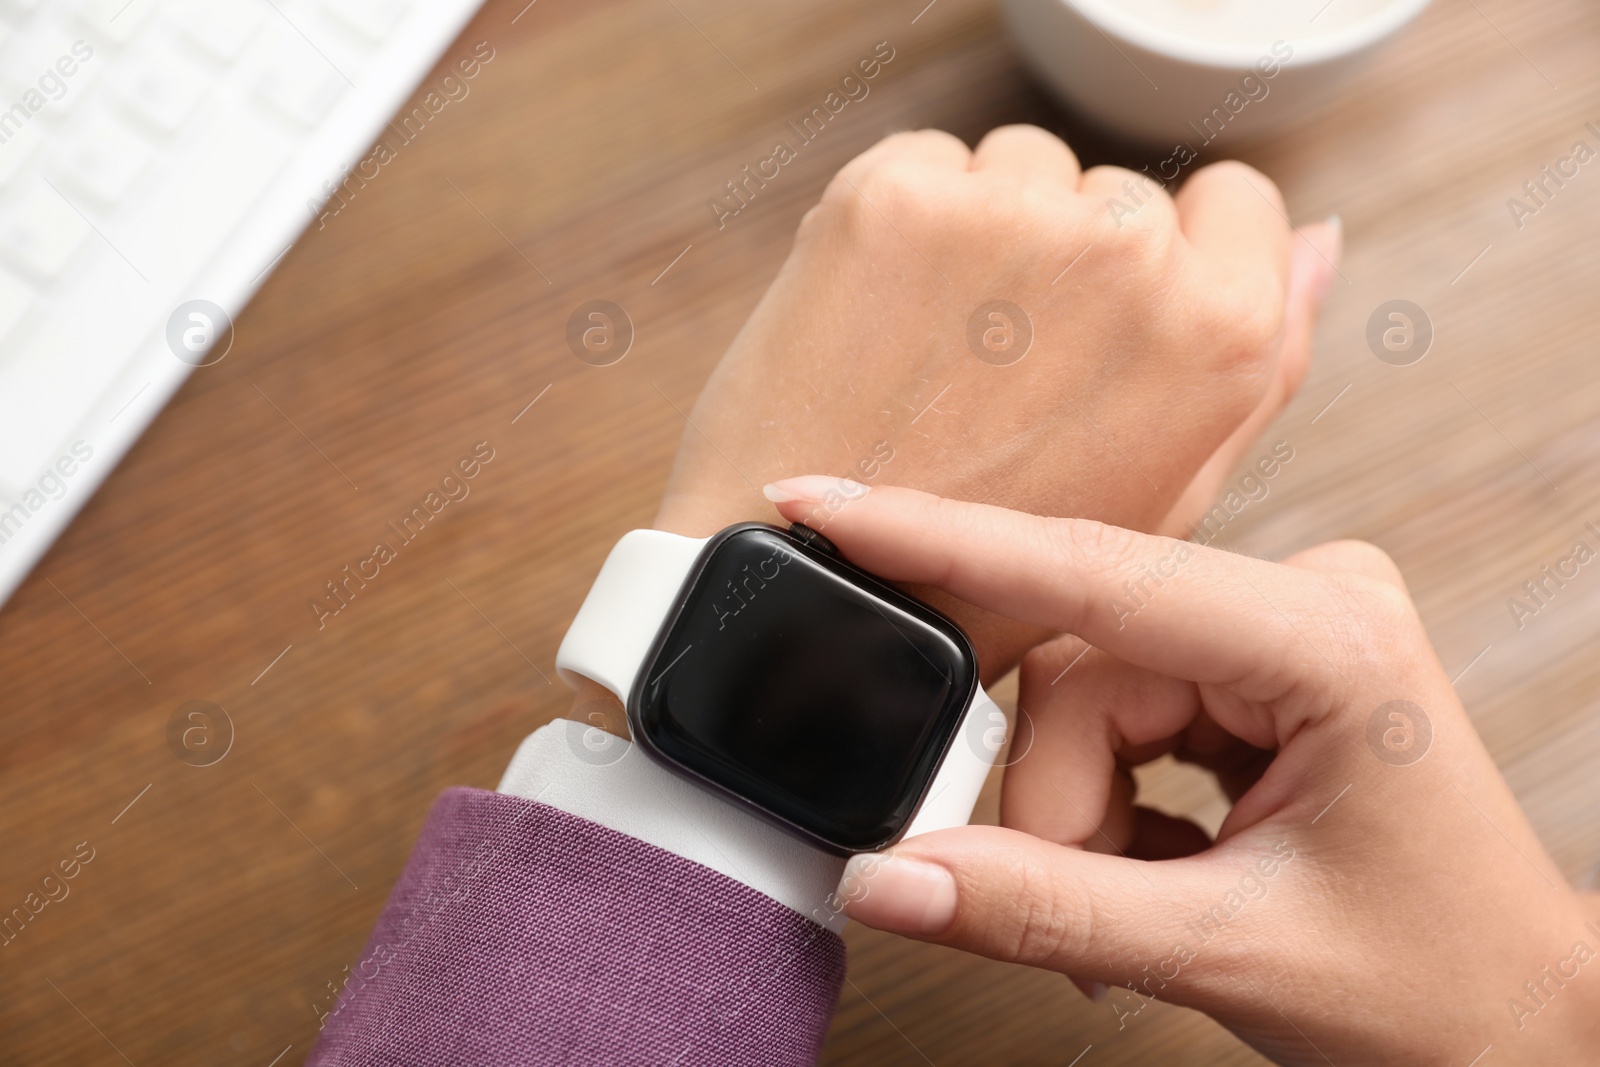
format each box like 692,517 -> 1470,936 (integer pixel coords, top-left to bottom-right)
788,522 -> 837,555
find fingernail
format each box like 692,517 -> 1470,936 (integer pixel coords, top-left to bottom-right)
1291,217 -> 1340,307
837,852 -> 958,936
762,476 -> 870,505
1068,976 -> 1109,1002
1309,213 -> 1342,302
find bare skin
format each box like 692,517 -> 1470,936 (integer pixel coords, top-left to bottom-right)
650,125 -> 1339,680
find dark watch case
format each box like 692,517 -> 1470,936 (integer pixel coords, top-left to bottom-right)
628,522 -> 978,855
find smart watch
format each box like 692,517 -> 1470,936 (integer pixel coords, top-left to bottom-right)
555,521 -> 999,855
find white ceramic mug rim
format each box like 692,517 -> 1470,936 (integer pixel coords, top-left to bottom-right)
1061,0 -> 1432,68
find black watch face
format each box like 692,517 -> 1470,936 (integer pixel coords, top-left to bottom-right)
632,524 -> 977,853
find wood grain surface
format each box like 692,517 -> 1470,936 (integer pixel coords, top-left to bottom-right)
3,0 -> 1598,1063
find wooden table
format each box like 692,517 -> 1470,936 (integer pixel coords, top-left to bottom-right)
4,0 -> 1597,1062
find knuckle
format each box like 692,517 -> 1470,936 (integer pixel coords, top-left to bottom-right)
820,160 -> 943,235
1341,570 -> 1415,628
1092,164 -> 1177,220
855,159 -> 936,211
1195,159 -> 1281,199
1044,518 -> 1149,624
1100,212 -> 1181,284
1049,517 -> 1141,568
1002,858 -> 1087,967
1318,569 -> 1420,673
1019,641 -> 1063,684
1017,636 -> 1089,700
884,127 -> 966,155
989,121 -> 1049,140
817,169 -> 859,213
1213,160 -> 1284,213
982,122 -> 1066,156
1316,539 -> 1407,588
917,127 -> 970,155
793,201 -> 828,243
852,159 -> 910,205
1199,281 -> 1284,371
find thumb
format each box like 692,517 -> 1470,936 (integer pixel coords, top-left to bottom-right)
839,825 -> 1275,989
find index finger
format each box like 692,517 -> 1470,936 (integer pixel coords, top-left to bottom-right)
764,478 -> 1343,703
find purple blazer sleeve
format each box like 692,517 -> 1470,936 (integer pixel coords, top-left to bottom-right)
306,787 -> 846,1066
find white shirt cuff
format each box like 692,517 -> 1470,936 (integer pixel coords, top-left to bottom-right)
497,719 -> 849,932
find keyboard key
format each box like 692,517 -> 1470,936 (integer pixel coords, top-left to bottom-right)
40,54 -> 105,126
115,39 -> 210,135
0,121 -> 43,186
254,55 -> 347,126
322,0 -> 411,43
0,184 -> 93,282
168,0 -> 264,64
47,114 -> 153,206
120,108 -> 290,285
0,22 -> 71,101
0,300 -> 140,487
75,0 -> 158,46
0,267 -> 35,345
0,35 -> 102,128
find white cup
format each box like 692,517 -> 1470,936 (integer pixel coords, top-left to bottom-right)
1002,0 -> 1430,145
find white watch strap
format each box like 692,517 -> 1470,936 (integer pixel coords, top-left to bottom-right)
905,682 -> 998,840
555,529 -> 708,700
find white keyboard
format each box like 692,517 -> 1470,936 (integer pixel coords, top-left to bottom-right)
0,0 -> 486,606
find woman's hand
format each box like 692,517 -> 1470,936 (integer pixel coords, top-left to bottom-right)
655,125 -> 1339,678
764,479 -> 1600,1066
